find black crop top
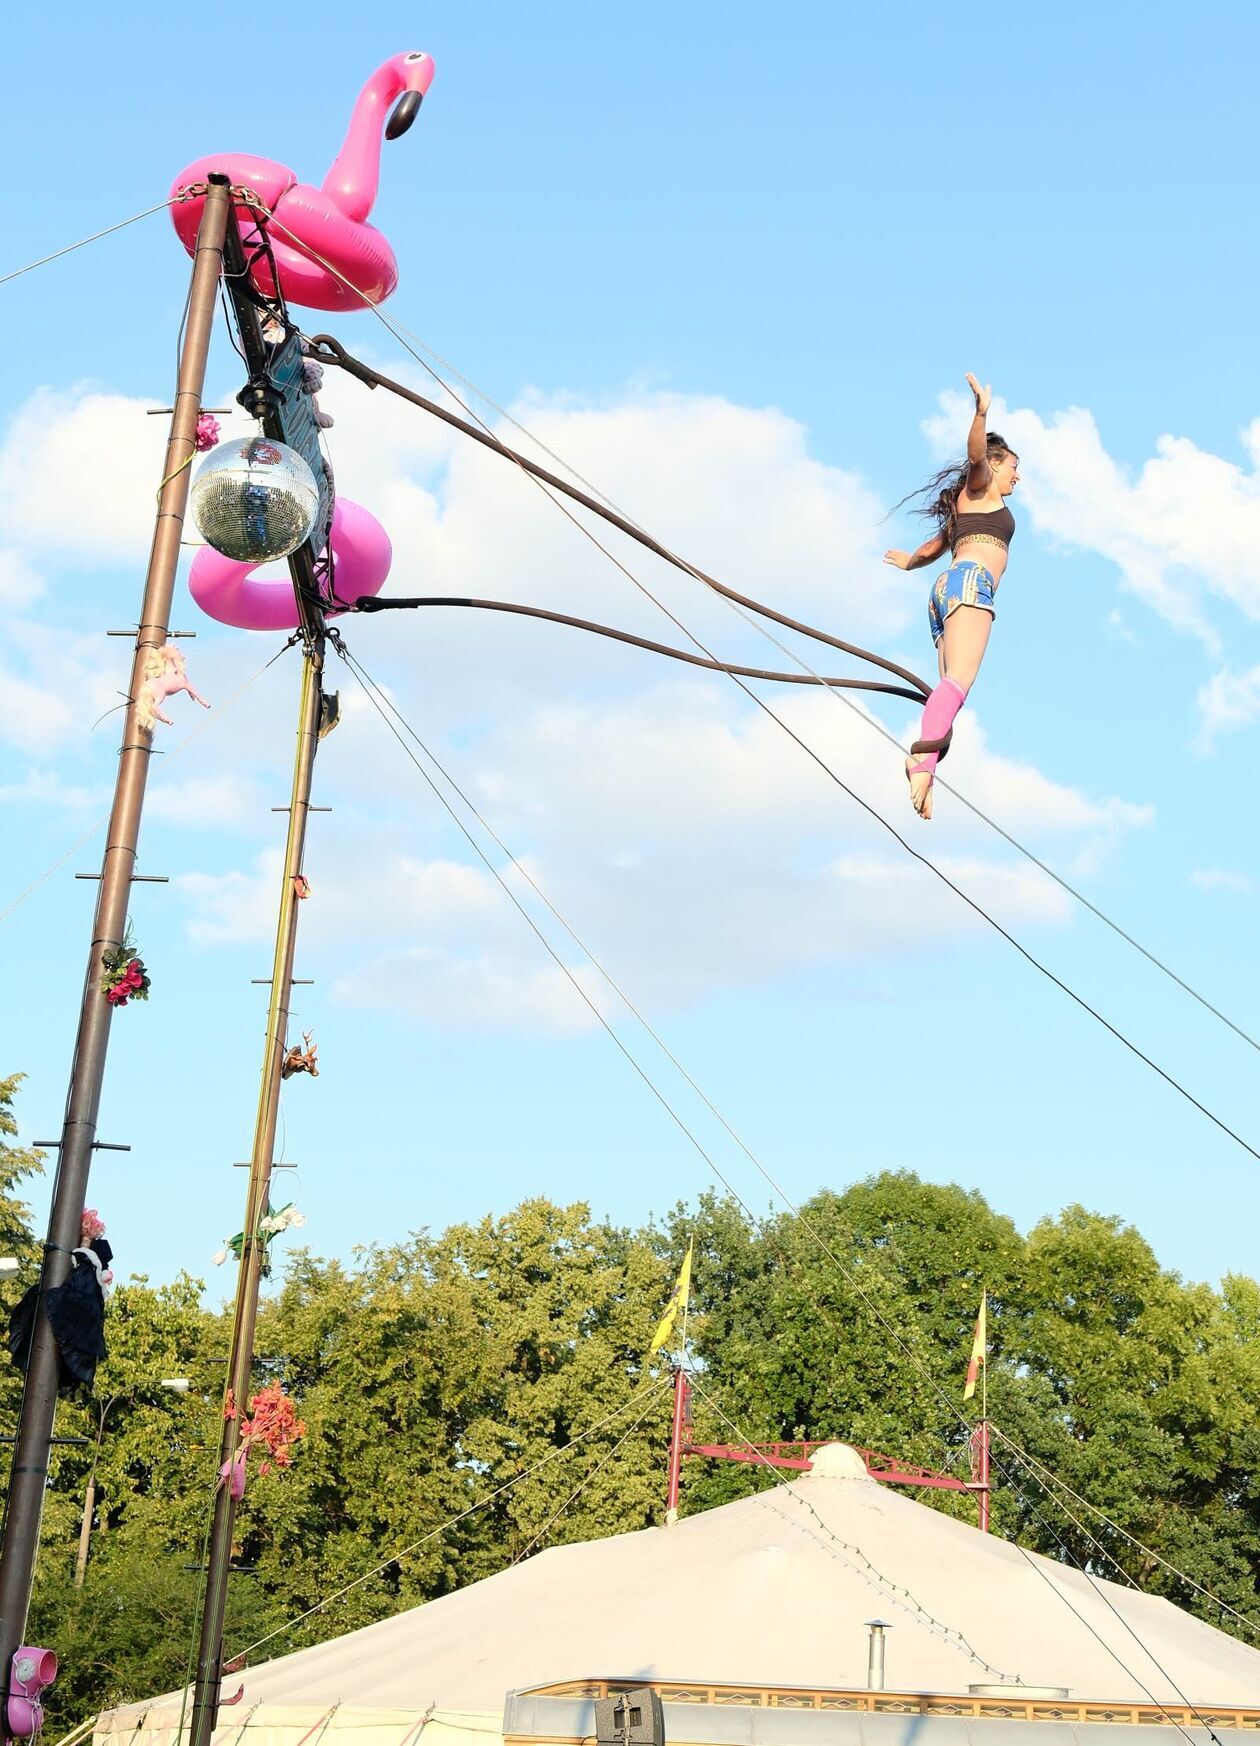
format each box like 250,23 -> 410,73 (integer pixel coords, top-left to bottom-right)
953,503 -> 1015,548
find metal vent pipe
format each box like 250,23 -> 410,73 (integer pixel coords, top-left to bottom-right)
865,1619 -> 891,1690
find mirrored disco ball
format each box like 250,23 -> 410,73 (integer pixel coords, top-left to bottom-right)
191,436 -> 320,563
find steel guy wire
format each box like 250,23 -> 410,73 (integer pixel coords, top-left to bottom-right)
227,1376 -> 668,1663
0,200 -> 175,288
992,1424 -> 1260,1642
510,1382 -> 668,1566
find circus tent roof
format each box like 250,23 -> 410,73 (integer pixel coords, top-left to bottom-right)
96,1444 -> 1260,1746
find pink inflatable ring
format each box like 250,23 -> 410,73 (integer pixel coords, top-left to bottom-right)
189,498 -> 392,632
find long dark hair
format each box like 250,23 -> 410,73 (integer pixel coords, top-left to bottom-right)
895,433 -> 1015,548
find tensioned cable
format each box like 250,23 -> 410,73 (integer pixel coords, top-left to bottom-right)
997,1446 -> 1151,1595
0,199 -> 175,289
355,595 -> 922,700
228,1376 -> 668,1663
510,1384 -> 667,1565
992,1425 -> 1260,1642
303,333 -> 931,704
696,1368 -> 1229,1741
311,333 -> 1260,1059
957,1427 -> 1231,1741
997,1438 -> 1208,1617
337,645 -> 964,1419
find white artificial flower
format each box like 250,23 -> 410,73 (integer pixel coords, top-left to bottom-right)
212,1249 -> 229,1266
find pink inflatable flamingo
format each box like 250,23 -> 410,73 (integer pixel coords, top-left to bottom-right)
170,52 -> 436,312
189,498 -> 392,632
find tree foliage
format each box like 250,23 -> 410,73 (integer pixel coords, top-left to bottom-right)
4,1074 -> 1259,1724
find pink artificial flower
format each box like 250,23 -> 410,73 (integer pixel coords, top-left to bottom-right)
219,1448 -> 248,1499
195,413 -> 221,452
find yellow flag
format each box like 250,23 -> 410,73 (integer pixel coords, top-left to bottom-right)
963,1290 -> 987,1400
649,1240 -> 693,1355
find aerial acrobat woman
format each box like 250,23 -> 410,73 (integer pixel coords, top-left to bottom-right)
883,374 -> 1020,820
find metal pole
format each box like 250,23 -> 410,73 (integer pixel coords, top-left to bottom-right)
976,1418 -> 991,1533
189,644 -> 323,1746
665,1367 -> 688,1524
0,175 -> 230,1685
72,1480 -> 95,1592
72,1399 -> 111,1589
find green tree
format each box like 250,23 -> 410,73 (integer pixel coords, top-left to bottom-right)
14,1170 -> 1260,1725
0,1074 -> 45,1423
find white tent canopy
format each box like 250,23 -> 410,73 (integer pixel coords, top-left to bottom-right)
96,1444 -> 1260,1746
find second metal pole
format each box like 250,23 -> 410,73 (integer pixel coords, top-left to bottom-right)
189,643 -> 324,1746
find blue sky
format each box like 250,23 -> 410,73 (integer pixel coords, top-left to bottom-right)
2,1 -> 1259,1304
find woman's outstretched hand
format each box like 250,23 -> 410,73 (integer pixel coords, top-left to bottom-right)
883,549 -> 913,570
966,372 -> 992,415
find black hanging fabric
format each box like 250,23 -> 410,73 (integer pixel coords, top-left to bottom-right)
7,1238 -> 113,1393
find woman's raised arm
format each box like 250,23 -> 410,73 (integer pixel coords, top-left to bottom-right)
964,372 -> 993,495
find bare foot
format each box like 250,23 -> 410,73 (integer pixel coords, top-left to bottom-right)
906,758 -> 934,820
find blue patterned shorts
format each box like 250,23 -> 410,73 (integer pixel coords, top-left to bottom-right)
928,560 -> 997,646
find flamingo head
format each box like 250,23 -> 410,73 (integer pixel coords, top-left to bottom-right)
385,51 -> 437,140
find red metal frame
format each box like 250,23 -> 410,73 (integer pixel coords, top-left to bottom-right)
666,1369 -> 992,1528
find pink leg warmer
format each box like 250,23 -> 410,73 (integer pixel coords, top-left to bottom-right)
911,676 -> 968,780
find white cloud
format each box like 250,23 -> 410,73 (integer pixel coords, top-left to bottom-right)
0,624 -> 126,754
315,367 -> 922,685
9,374 -> 1151,1032
147,774 -> 264,829
333,947 -> 601,1035
0,770 -> 102,811
1196,663 -> 1260,748
175,673 -> 1145,1031
1189,868 -> 1253,893
1106,608 -> 1140,647
0,387 -> 172,563
0,549 -> 44,608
